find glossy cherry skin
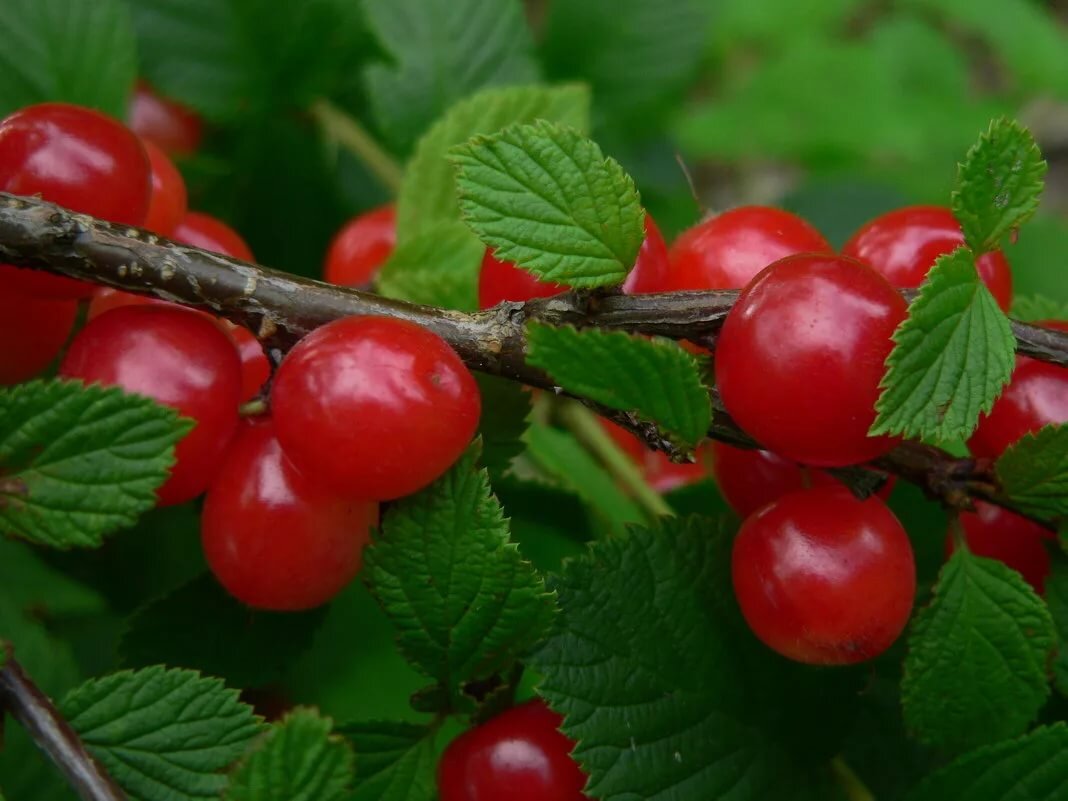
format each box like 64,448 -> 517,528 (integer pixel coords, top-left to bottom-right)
969,320 -> 1068,458
59,306 -> 242,506
600,419 -> 709,492
324,205 -> 396,287
142,139 -> 187,236
0,292 -> 78,385
201,418 -> 378,610
438,700 -> 588,801
271,316 -> 481,500
715,254 -> 907,467
732,485 -> 916,665
663,206 -> 832,291
172,211 -> 254,261
0,103 -> 151,298
621,215 -> 672,294
710,442 -> 894,518
842,206 -> 1013,311
128,80 -> 203,155
947,503 -> 1053,593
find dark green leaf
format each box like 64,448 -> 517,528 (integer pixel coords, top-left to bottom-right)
473,375 -> 531,479
952,118 -> 1047,254
902,548 -> 1054,752
225,709 -> 354,801
340,721 -> 436,801
375,220 -> 483,312
0,380 -> 192,549
1046,555 -> 1068,697
996,425 -> 1068,520
0,0 -> 136,117
452,121 -> 644,288
120,574 -> 327,688
526,324 -> 711,446
363,447 -> 555,708
363,0 -> 538,152
0,538 -> 105,617
870,249 -> 1015,441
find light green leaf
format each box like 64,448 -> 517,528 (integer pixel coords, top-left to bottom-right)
397,84 -> 590,241
996,425 -> 1068,519
62,666 -> 264,801
363,0 -> 538,152
0,380 -> 192,549
906,724 -> 1068,801
363,447 -> 555,707
531,516 -> 857,800
952,118 -> 1047,254
226,709 -> 354,801
526,323 -> 710,445
1010,295 -> 1068,324
452,120 -> 644,288
902,548 -> 1054,752
870,249 -> 1015,441
340,721 -> 436,801
375,220 -> 483,312
0,0 -> 136,118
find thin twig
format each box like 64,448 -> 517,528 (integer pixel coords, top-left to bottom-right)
310,100 -> 404,194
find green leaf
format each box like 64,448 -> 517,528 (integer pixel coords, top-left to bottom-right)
397,84 -> 590,241
363,447 -> 555,707
62,666 -> 264,801
363,0 -> 539,152
1010,295 -> 1068,324
225,709 -> 354,801
340,721 -> 436,801
870,249 -> 1015,441
526,324 -> 711,445
906,724 -> 1068,801
996,425 -> 1068,520
902,548 -> 1054,752
952,118 -> 1047,254
531,516 -> 856,800
0,380 -> 192,549
375,220 -> 483,312
473,375 -> 531,479
0,538 -> 106,617
451,121 -> 644,288
1045,555 -> 1068,697
0,0 -> 136,117
120,574 -> 327,688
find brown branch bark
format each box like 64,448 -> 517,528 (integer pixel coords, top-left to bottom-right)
0,191 -> 1063,523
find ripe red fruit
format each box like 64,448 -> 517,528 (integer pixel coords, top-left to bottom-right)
0,102 -> 151,298
968,320 -> 1068,458
438,700 -> 588,801
715,254 -> 907,467
842,206 -> 1013,311
128,80 -> 203,155
732,485 -> 916,665
201,418 -> 378,610
663,206 -> 832,291
172,211 -> 254,261
271,316 -> 481,500
142,139 -> 187,236
324,205 -> 396,287
0,292 -> 78,385
621,214 -> 671,293
948,503 -> 1053,593
59,306 -> 242,506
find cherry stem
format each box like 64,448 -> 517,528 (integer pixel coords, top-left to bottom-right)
831,755 -> 876,801
309,100 -> 403,194
0,646 -> 128,801
238,398 -> 268,418
948,512 -> 967,551
558,401 -> 674,521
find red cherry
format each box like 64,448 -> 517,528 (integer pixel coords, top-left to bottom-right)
0,291 -> 78,385
732,485 -> 916,665
128,80 -> 203,156
59,306 -> 242,506
0,103 -> 151,299
842,206 -> 1013,311
663,206 -> 832,291
599,419 -> 708,492
201,417 -> 378,610
715,254 -> 907,467
172,211 -> 254,261
87,287 -> 170,320
324,205 -> 396,287
621,215 -> 671,293
968,320 -> 1068,458
271,316 -> 481,500
438,700 -> 588,801
142,139 -> 187,236
947,503 -> 1053,593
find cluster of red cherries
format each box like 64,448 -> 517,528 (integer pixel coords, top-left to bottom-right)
3,89 -> 1068,800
